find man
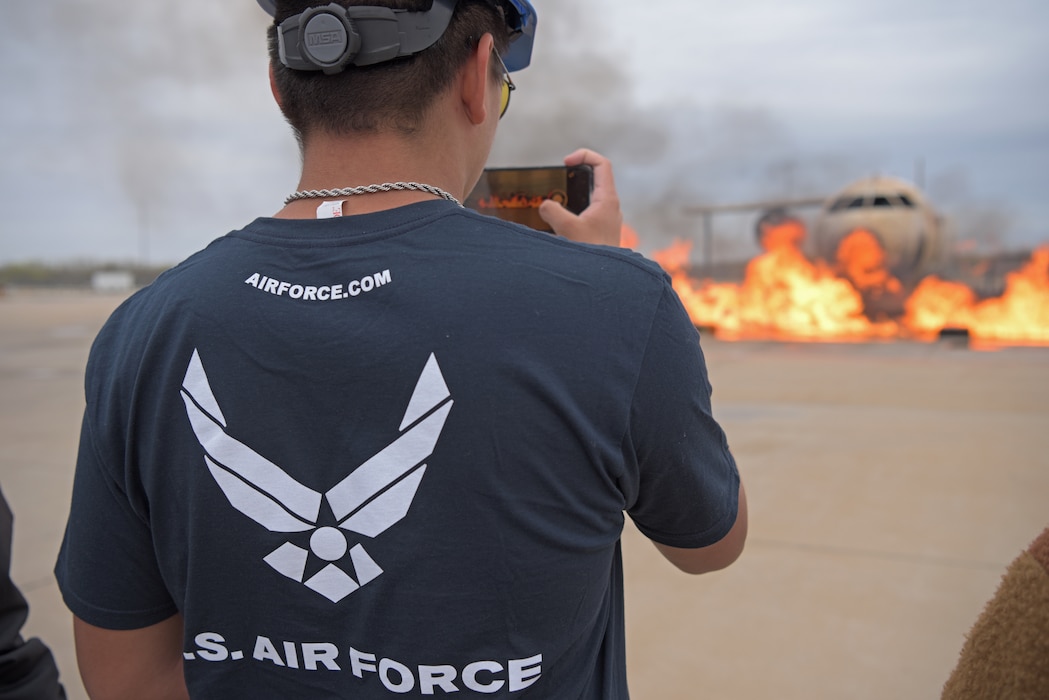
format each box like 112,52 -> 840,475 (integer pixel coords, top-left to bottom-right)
55,1 -> 746,698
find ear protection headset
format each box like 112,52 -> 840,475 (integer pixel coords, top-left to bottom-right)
256,0 -> 536,74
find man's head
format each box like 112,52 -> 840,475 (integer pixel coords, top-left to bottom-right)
266,0 -> 522,144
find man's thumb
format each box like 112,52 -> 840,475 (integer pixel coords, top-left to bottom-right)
538,199 -> 575,235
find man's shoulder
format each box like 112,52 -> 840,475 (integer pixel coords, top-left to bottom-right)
445,207 -> 670,282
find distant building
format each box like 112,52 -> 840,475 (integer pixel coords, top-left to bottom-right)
91,271 -> 135,293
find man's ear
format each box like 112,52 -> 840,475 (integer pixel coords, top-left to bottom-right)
269,63 -> 285,111
460,34 -> 494,126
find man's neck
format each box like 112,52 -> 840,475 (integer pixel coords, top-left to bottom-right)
276,127 -> 474,220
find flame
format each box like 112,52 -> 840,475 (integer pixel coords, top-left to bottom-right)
758,217 -> 806,251
475,192 -> 566,210
901,277 -> 976,336
903,247 -> 1049,344
620,223 -> 640,249
639,220 -> 1049,348
835,228 -> 903,296
654,224 -> 897,341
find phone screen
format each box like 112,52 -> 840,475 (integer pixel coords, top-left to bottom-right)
465,165 -> 593,233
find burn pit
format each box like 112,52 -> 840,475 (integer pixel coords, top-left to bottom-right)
640,221 -> 1049,349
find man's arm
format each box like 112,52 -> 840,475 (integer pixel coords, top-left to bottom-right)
544,150 -> 747,573
652,482 -> 748,575
74,614 -> 188,700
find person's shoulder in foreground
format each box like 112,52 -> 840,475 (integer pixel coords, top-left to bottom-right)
0,487 -> 67,699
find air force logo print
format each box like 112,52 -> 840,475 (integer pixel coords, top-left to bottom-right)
180,350 -> 453,603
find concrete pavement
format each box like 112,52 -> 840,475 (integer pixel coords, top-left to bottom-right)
1,289 -> 1046,699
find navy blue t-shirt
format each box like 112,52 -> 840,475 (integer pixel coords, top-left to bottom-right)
55,201 -> 738,699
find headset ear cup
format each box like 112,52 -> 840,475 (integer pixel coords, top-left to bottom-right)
270,0 -> 471,73
301,11 -> 361,75
276,4 -> 362,75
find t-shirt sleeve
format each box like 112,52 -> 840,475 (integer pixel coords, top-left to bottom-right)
622,282 -> 740,549
54,411 -> 178,631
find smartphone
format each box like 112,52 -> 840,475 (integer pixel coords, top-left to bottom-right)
465,165 -> 593,233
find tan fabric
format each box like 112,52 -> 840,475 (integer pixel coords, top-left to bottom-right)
1028,528 -> 1049,575
942,527 -> 1049,699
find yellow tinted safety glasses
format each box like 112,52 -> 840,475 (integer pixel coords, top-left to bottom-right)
492,49 -> 515,118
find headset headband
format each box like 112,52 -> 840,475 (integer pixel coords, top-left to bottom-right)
257,0 -> 536,73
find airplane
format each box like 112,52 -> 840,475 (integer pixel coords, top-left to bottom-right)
683,175 -> 947,282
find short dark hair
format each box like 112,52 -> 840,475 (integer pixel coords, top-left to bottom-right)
269,0 -> 511,142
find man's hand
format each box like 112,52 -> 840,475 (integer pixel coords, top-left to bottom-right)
539,149 -> 623,246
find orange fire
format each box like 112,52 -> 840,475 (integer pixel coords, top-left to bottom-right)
903,247 -> 1049,345
639,221 -> 1049,347
620,223 -> 640,250
475,193 -> 563,210
835,228 -> 903,297
652,222 -> 897,342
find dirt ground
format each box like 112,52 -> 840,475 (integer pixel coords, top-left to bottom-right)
1,289 -> 1046,699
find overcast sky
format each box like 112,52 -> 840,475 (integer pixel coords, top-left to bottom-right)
1,0 -> 1046,265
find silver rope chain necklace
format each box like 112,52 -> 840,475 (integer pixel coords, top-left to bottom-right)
284,182 -> 463,207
